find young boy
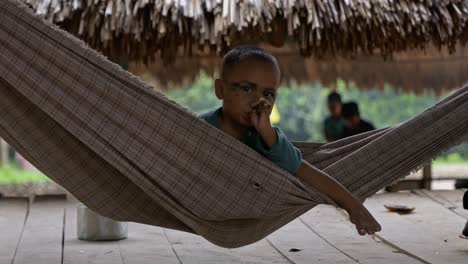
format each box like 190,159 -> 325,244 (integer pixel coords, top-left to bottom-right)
199,46 -> 381,236
341,102 -> 375,138
323,91 -> 345,142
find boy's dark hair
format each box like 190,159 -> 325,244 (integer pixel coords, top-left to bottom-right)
220,46 -> 279,80
342,102 -> 360,118
327,91 -> 342,103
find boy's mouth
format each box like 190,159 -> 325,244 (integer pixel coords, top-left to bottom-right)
243,112 -> 255,124
243,113 -> 251,122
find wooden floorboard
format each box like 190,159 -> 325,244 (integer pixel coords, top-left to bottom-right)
299,205 -> 422,264
118,223 -> 180,264
266,217 -> 355,264
0,199 -> 28,264
13,198 -> 64,264
2,191 -> 468,264
63,202 -> 180,264
365,192 -> 468,264
164,228 -> 290,264
62,203 -> 124,264
417,190 -> 468,219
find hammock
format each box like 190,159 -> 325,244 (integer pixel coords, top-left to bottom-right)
1,0 -> 467,248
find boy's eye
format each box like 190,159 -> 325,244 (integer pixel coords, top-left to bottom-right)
264,92 -> 276,99
239,85 -> 253,93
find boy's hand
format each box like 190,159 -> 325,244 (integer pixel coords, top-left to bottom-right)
249,98 -> 273,132
249,98 -> 277,149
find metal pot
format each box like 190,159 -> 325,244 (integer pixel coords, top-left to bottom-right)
77,203 -> 128,241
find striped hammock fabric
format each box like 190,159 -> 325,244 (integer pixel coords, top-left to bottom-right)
1,0 -> 467,248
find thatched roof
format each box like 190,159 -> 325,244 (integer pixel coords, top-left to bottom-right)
130,43 -> 468,93
24,0 -> 468,64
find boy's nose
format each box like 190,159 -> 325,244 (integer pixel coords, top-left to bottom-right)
249,93 -> 262,105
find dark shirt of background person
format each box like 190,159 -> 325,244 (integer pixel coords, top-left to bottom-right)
341,102 -> 375,138
323,91 -> 345,142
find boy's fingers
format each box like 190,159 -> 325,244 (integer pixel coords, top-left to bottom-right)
252,98 -> 272,107
249,101 -> 260,110
254,104 -> 272,116
261,105 -> 271,113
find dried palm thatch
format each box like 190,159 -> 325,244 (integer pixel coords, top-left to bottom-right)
301,44 -> 468,93
23,0 -> 468,65
130,43 -> 468,93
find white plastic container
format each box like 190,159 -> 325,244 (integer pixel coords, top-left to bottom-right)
77,203 -> 128,241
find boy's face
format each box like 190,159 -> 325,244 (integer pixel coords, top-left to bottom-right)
344,115 -> 360,128
215,59 -> 280,127
328,100 -> 342,117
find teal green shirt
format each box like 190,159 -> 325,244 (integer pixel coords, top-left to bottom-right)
198,107 -> 302,174
323,116 -> 345,141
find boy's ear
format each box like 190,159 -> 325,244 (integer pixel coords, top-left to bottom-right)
214,79 -> 224,100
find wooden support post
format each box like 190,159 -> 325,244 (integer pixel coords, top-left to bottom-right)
385,163 -> 433,192
422,163 -> 432,190
0,138 -> 8,166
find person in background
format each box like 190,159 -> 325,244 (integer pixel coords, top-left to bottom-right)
323,92 -> 344,142
341,101 -> 375,138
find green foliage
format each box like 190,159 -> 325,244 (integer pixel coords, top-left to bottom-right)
0,163 -> 49,185
166,73 -> 467,162
434,153 -> 466,164
166,72 -> 221,113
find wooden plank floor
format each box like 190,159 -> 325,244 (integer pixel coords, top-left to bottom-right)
1,191 -> 467,264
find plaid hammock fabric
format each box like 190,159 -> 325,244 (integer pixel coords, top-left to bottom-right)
0,0 -> 467,248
